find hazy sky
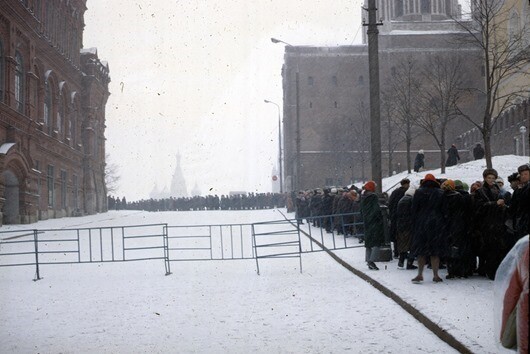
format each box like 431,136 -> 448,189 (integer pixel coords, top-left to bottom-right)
83,0 -> 364,200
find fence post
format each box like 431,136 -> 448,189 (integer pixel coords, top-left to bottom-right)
163,225 -> 172,276
33,230 -> 42,281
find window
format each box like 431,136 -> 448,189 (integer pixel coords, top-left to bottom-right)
334,101 -> 338,108
47,165 -> 55,207
421,0 -> 431,14
308,76 -> 314,86
15,52 -> 24,113
395,0 -> 404,17
332,76 -> 338,86
480,65 -> 485,77
0,40 -> 4,103
44,80 -> 51,133
358,75 -> 364,85
60,170 -> 67,209
325,178 -> 333,186
309,101 -> 313,108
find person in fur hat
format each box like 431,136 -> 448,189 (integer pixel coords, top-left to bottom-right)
473,168 -> 509,279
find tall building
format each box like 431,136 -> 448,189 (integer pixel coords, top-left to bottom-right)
0,1 -> 110,225
281,1 -> 485,191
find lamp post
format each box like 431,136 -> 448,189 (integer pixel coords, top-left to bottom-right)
271,37 -> 300,192
264,99 -> 283,193
520,126 -> 527,156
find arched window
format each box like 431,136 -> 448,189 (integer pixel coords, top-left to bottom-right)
15,52 -> 24,113
421,0 -> 431,14
395,0 -> 404,17
57,94 -> 64,135
0,40 -> 4,103
43,80 -> 51,133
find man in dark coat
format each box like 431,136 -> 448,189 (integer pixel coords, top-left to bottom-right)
411,173 -> 445,283
441,179 -> 470,279
414,150 -> 425,172
396,186 -> 417,269
473,168 -> 509,280
446,144 -> 460,167
388,178 -> 410,258
360,181 -> 385,270
473,143 -> 485,160
509,164 -> 530,240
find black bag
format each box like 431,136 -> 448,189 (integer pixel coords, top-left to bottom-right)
371,245 -> 393,262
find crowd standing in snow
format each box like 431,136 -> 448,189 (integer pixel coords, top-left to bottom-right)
291,163 -> 530,283
120,193 -> 287,212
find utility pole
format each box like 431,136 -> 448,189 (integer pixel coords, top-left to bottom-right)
363,0 -> 383,193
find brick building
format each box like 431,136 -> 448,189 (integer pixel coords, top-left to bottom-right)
280,4 -> 487,191
0,0 -> 109,225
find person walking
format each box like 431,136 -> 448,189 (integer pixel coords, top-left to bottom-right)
411,174 -> 445,283
446,144 -> 460,167
414,150 -> 425,172
360,181 -> 385,270
473,143 -> 485,160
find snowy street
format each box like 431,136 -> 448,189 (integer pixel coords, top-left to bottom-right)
0,208 -> 511,353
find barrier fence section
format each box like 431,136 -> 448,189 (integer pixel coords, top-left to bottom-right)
0,224 -> 170,280
300,212 -> 365,252
165,223 -> 255,261
0,213 -> 365,280
251,219 -> 302,275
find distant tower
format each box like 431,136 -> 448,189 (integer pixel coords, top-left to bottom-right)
170,153 -> 188,198
149,183 -> 160,199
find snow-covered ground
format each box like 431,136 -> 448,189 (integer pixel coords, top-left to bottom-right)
1,155 -> 527,353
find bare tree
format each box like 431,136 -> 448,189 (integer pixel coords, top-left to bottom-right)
453,0 -> 530,168
381,91 -> 405,176
416,54 -> 466,173
105,153 -> 121,195
387,59 -> 423,173
352,100 -> 371,183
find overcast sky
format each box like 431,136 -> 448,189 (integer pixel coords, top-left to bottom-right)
83,0 -> 364,200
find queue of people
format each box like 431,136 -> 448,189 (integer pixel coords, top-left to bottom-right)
292,163 -> 530,283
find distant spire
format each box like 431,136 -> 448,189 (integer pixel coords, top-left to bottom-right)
170,152 -> 188,197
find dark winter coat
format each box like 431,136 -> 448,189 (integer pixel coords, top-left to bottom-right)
473,144 -> 485,160
446,146 -> 460,167
414,153 -> 425,172
395,194 -> 413,253
360,191 -> 385,248
388,186 -> 407,242
411,180 -> 445,257
473,183 -> 510,279
509,182 -> 530,239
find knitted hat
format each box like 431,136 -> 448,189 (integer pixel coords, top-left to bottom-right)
424,173 -> 436,181
363,181 -> 376,192
482,168 -> 498,179
454,179 -> 464,190
441,179 -> 456,191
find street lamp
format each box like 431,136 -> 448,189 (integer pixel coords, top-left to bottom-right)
264,99 -> 283,193
271,37 -> 301,192
520,126 -> 527,156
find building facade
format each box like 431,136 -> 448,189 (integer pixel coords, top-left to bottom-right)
281,3 -> 486,191
0,0 -> 110,225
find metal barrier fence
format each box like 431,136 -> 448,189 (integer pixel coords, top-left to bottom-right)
0,213 -> 364,279
0,224 -> 171,280
165,223 -> 255,261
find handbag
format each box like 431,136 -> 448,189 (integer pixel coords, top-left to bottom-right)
371,245 -> 393,262
501,305 -> 517,349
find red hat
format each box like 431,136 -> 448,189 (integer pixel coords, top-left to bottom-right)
364,181 -> 376,192
424,173 -> 436,182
